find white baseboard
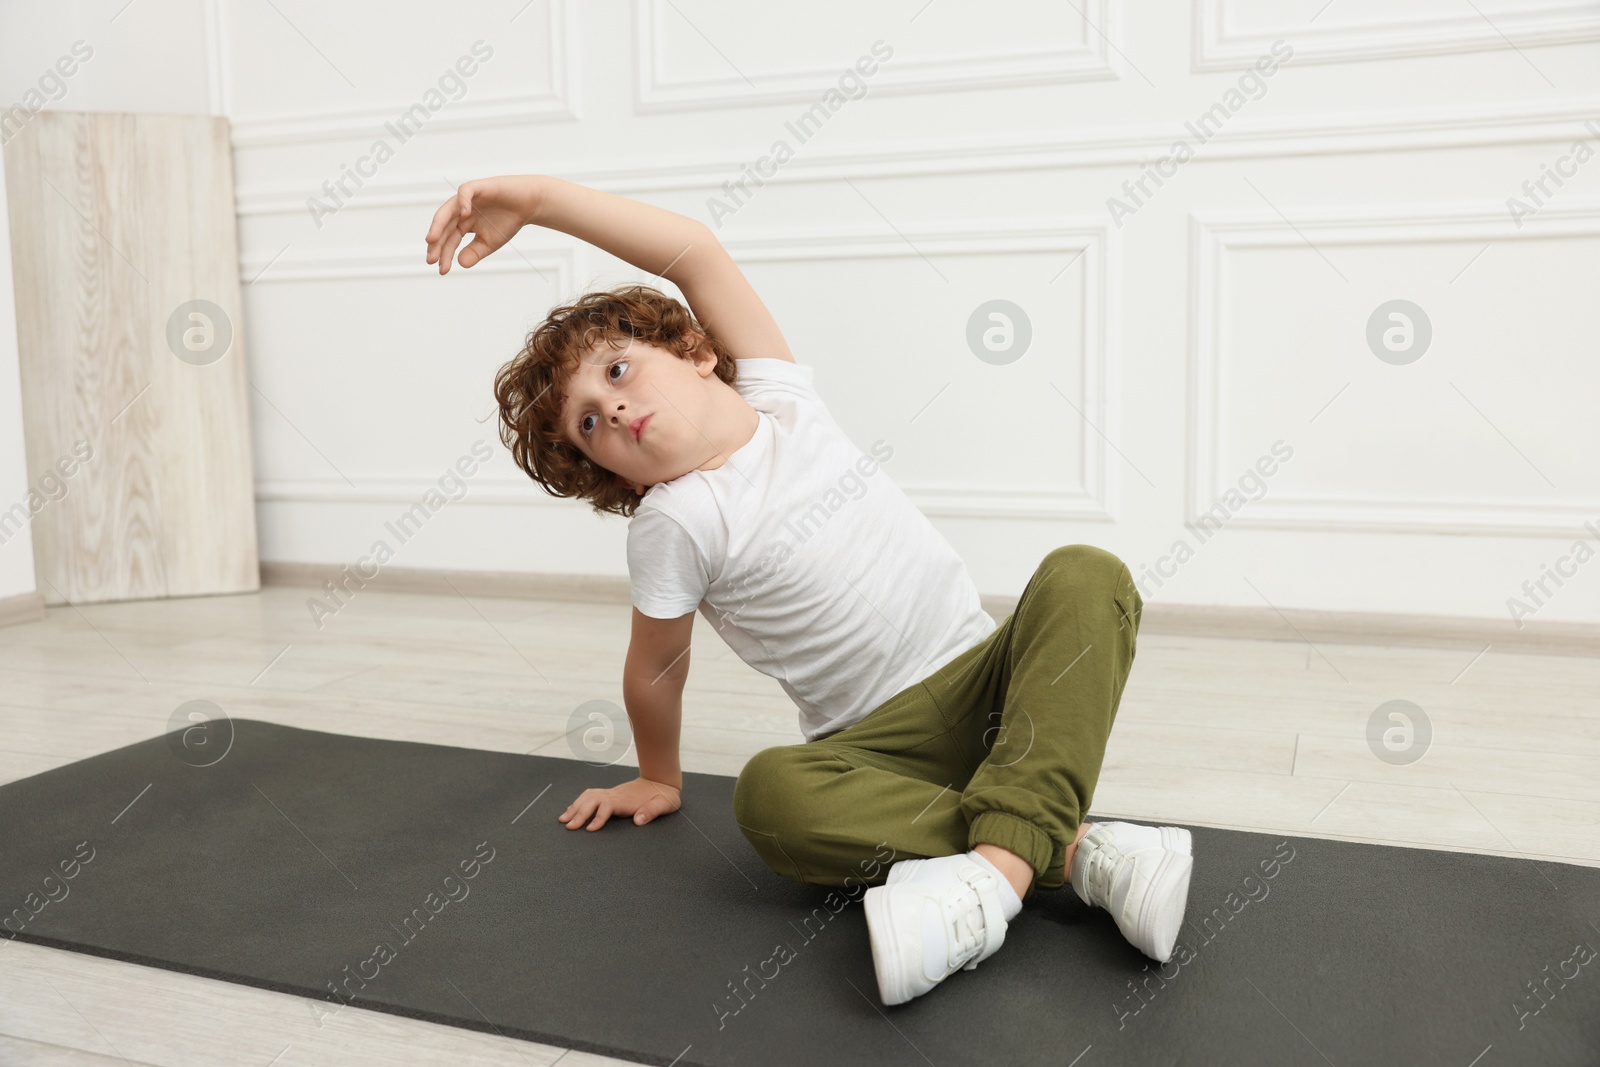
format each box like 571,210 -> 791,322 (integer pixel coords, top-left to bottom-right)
1096,600 -> 1594,659
261,560 -> 634,606
0,589 -> 45,630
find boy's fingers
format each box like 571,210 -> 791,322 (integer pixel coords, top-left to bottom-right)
461,230 -> 503,267
458,182 -> 475,218
559,796 -> 591,826
428,195 -> 459,242
637,793 -> 674,824
426,215 -> 458,264
437,228 -> 466,275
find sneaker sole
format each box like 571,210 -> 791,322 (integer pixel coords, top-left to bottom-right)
863,886 -> 908,1006
1133,845 -> 1194,963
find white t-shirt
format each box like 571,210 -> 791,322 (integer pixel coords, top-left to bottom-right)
626,357 -> 997,741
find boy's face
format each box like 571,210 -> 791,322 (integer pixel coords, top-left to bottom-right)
559,334 -> 727,496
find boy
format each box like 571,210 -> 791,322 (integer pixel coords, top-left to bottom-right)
424,174 -> 1195,1006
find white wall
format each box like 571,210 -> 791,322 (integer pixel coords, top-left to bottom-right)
10,0 -> 1600,627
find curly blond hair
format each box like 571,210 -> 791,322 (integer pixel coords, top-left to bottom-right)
493,284 -> 738,518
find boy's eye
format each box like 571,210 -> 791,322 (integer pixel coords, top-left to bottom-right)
578,361 -> 628,437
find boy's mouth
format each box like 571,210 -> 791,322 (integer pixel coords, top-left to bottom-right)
630,415 -> 651,441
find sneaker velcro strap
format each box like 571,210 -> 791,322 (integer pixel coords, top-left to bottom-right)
959,871 -> 1008,970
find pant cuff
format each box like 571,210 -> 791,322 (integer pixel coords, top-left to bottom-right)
968,810 -> 1057,900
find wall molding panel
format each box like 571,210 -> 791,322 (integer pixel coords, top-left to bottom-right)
1187,199 -> 1600,538
238,244 -> 575,285
1193,0 -> 1600,70
214,0 -> 579,147
632,0 -> 1119,113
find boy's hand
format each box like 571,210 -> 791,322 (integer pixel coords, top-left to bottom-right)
424,175 -> 544,275
557,776 -> 682,831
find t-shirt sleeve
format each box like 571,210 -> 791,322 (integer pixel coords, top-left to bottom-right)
626,505 -> 710,619
730,357 -> 822,409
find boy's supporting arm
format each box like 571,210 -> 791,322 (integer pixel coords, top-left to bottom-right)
622,658 -> 686,792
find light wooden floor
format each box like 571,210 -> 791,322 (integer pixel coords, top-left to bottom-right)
2,585 -> 1596,1066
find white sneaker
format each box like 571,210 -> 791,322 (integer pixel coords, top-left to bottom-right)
1070,821 -> 1194,963
864,854 -> 1009,1005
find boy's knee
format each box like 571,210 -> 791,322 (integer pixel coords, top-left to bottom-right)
1042,544 -> 1129,595
733,745 -> 807,830
1038,545 -> 1140,635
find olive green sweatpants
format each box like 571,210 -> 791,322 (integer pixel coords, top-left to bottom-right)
732,544 -> 1142,903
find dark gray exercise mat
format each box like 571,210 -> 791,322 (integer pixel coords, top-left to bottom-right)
2,719 -> 1596,1066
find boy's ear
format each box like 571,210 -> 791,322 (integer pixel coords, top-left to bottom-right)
688,331 -> 714,367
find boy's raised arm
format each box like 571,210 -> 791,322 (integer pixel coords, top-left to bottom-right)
531,176 -> 796,362
425,174 -> 793,362
530,175 -> 713,285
